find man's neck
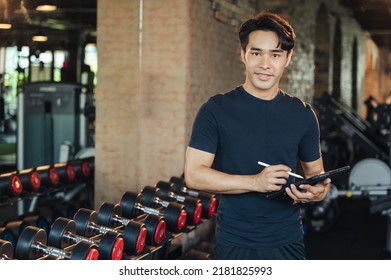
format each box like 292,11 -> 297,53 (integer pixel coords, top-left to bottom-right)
242,83 -> 279,100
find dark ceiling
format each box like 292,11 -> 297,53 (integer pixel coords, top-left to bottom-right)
340,0 -> 391,50
0,0 -> 97,49
1,0 -> 391,51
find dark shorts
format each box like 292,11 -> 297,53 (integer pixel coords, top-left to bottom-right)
214,240 -> 306,260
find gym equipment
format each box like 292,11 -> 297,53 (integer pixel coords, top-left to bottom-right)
23,215 -> 51,233
313,93 -> 390,166
4,220 -> 30,240
302,184 -> 340,232
97,202 -> 166,246
15,225 -> 99,260
0,172 -> 23,196
169,176 -> 217,218
67,157 -> 93,182
53,162 -> 76,184
73,208 -> 146,256
0,239 -> 13,260
48,217 -> 124,260
369,194 -> 391,257
339,158 -> 391,198
17,82 -> 88,170
0,227 -> 16,248
14,168 -> 41,193
142,184 -> 202,225
335,158 -> 391,256
120,191 -> 187,233
35,164 -> 60,189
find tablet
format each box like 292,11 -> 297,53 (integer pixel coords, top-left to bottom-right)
266,165 -> 351,199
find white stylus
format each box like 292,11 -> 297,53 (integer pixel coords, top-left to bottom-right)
257,161 -> 304,179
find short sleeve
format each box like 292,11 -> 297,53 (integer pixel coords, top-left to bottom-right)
298,105 -> 322,162
188,100 -> 219,154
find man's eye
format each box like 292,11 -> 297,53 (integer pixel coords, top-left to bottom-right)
251,52 -> 260,56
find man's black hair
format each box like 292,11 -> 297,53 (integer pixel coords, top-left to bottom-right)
238,11 -> 296,53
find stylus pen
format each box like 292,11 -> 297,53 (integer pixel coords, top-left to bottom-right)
257,161 -> 304,179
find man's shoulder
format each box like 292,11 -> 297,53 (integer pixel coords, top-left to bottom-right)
210,86 -> 241,101
280,90 -> 312,110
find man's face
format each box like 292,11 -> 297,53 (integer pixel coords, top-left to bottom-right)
241,30 -> 292,99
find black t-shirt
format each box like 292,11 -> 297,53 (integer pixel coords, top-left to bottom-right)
189,86 -> 321,248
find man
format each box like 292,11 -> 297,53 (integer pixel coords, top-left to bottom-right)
184,11 -> 330,260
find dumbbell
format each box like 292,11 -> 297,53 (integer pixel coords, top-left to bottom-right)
49,217 -> 124,260
0,239 -> 13,260
15,226 -> 99,260
73,208 -> 146,256
169,176 -> 217,218
10,168 -> 41,193
0,227 -> 17,248
67,158 -> 93,182
4,220 -> 30,241
35,164 -> 60,189
97,202 -> 166,246
120,191 -> 187,233
0,172 -> 23,196
53,162 -> 76,185
23,215 -> 51,233
154,181 -> 202,225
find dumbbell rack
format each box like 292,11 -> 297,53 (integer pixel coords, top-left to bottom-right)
29,210 -> 215,260
0,157 -> 95,230
0,182 -> 93,225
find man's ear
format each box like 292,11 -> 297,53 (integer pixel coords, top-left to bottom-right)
285,50 -> 293,68
240,48 -> 246,63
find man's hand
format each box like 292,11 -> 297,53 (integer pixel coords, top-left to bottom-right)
285,178 -> 331,204
254,164 -> 291,193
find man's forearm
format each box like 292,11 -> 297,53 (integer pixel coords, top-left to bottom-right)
184,165 -> 257,194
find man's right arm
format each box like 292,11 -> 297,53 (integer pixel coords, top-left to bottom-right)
184,147 -> 290,194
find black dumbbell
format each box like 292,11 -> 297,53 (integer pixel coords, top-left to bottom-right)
120,191 -> 187,233
0,239 -> 13,260
48,217 -> 124,260
67,158 -> 93,182
23,215 -> 51,233
139,186 -> 191,228
35,164 -> 60,189
53,162 -> 76,185
15,226 -> 99,260
97,202 -> 166,246
73,208 -> 146,256
154,181 -> 203,225
10,168 -> 41,193
0,172 -> 23,196
169,176 -> 217,218
4,220 -> 30,241
0,227 -> 17,248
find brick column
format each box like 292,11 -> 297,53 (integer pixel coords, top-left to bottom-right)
95,0 -> 190,206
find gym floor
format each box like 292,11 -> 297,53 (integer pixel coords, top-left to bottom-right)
304,197 -> 388,260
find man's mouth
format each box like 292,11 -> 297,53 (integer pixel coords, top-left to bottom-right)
255,73 -> 273,81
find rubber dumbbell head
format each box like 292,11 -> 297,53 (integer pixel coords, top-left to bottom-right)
0,239 -> 14,260
0,172 -> 23,196
35,165 -> 60,188
16,226 -> 99,260
156,181 -> 203,225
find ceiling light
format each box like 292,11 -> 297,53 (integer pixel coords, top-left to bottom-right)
0,22 -> 12,29
32,33 -> 48,42
36,1 -> 58,12
36,5 -> 57,12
